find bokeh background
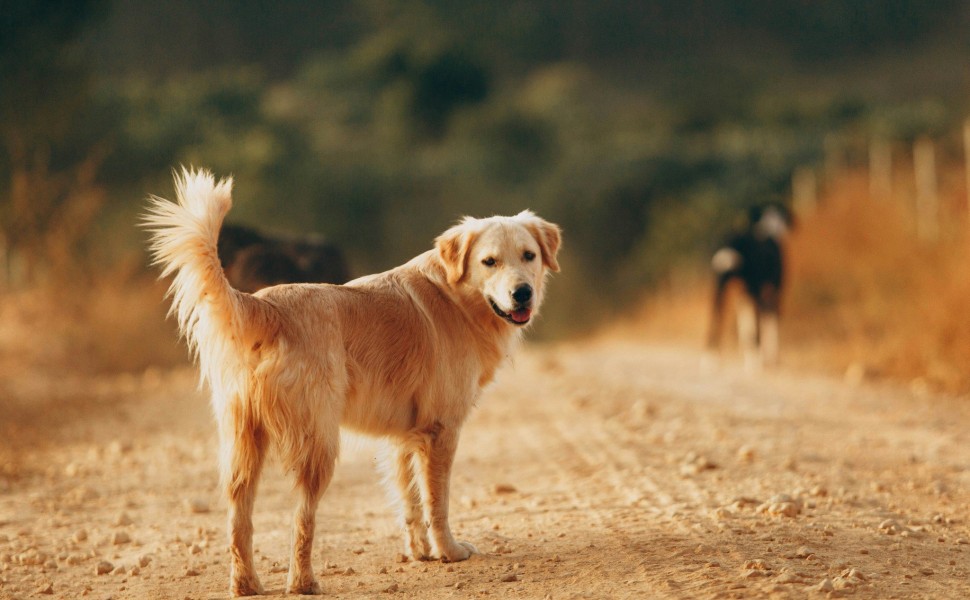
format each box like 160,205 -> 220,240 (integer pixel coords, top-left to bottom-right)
4,0 -> 970,389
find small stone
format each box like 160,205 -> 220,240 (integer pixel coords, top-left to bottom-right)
809,485 -> 828,497
378,566 -> 388,574
184,498 -> 209,514
138,555 -> 152,568
766,502 -> 799,518
919,568 -> 934,576
737,445 -> 756,462
342,567 -> 355,575
383,583 -> 399,593
395,553 -> 409,563
494,483 -> 517,494
879,519 -> 902,535
96,560 -> 114,575
775,572 -> 803,584
73,529 -> 88,543
793,547 -> 814,559
184,568 -> 200,577
36,582 -> 54,595
129,566 -> 140,576
352,547 -> 365,555
111,531 -> 131,545
112,565 -> 126,575
114,513 -> 134,527
189,544 -> 202,555
817,578 -> 834,592
501,573 -> 519,582
108,439 -> 133,455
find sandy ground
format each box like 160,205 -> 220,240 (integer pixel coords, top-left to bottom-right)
1,340 -> 969,599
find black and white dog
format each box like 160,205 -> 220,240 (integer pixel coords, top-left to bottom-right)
707,204 -> 791,368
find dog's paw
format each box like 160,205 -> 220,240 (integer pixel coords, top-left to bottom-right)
285,575 -> 322,595
230,574 -> 265,597
405,533 -> 433,561
441,540 -> 478,563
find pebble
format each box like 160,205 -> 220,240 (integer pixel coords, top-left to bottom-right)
73,529 -> 88,543
36,582 -> 54,595
96,560 -> 114,575
494,483 -> 517,494
138,554 -> 152,568
396,553 -> 409,563
114,512 -> 134,527
185,568 -> 200,577
743,559 -> 770,570
737,445 -> 756,462
764,502 -> 799,518
184,498 -> 210,514
775,572 -> 803,584
809,485 -> 828,497
817,578 -> 835,592
342,567 -> 355,575
878,519 -> 904,535
383,583 -> 399,593
501,573 -> 519,582
108,439 -> 133,455
189,544 -> 202,555
111,531 -> 131,545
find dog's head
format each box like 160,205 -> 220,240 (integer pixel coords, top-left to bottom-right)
436,211 -> 561,327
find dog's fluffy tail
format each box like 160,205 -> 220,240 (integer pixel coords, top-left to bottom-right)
143,167 -> 256,390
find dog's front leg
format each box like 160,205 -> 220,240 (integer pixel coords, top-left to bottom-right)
416,425 -> 477,562
384,445 -> 432,560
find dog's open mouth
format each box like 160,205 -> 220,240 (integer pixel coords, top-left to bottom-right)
488,297 -> 532,326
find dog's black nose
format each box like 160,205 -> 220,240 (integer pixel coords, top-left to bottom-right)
512,284 -> 533,304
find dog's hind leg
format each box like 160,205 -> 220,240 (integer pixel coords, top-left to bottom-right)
223,416 -> 268,597
381,444 -> 432,560
414,424 -> 477,562
284,429 -> 337,595
760,311 -> 780,367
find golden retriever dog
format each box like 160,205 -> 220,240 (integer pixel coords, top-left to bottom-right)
144,168 -> 561,596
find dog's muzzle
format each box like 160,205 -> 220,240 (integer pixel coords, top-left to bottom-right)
488,284 -> 534,326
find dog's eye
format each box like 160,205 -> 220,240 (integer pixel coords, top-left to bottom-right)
523,251 -> 536,262
482,257 -> 496,267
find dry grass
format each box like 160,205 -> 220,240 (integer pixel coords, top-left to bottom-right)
619,171 -> 970,393
0,271 -> 186,378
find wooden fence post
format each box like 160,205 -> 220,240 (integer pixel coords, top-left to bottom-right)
914,136 -> 939,242
792,167 -> 817,217
964,119 -> 970,220
869,138 -> 892,201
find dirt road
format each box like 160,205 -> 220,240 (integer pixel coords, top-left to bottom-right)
1,341 -> 969,599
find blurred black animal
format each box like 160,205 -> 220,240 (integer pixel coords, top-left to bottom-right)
707,204 -> 791,368
217,224 -> 351,293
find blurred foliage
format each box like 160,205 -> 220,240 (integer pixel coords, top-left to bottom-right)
2,0 -> 969,338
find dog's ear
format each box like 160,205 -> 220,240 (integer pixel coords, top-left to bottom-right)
517,211 -> 562,272
435,220 -> 477,284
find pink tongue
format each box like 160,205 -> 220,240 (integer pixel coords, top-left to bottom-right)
511,308 -> 532,323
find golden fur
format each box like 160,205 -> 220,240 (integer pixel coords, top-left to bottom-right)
143,168 -> 561,596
